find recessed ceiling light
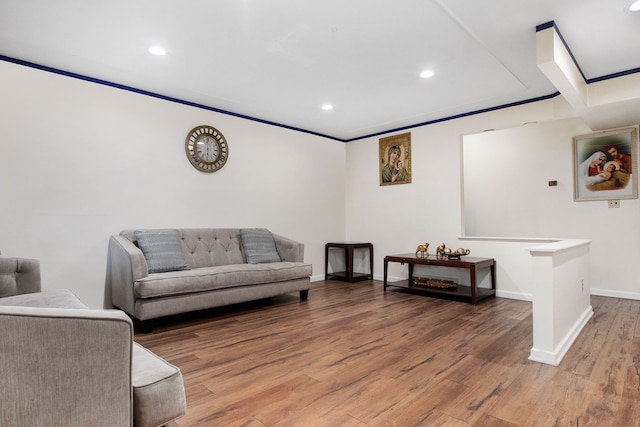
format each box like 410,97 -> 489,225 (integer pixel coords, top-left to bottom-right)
630,0 -> 640,11
322,104 -> 333,111
148,46 -> 166,56
419,70 -> 435,79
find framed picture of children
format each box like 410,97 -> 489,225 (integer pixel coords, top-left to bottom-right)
379,132 -> 412,186
573,126 -> 638,201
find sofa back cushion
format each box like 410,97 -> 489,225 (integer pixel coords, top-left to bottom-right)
134,230 -> 189,274
240,229 -> 282,264
121,228 -> 246,269
180,229 -> 245,268
0,257 -> 41,298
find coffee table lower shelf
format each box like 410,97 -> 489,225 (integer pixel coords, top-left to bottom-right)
385,279 -> 495,303
326,271 -> 372,282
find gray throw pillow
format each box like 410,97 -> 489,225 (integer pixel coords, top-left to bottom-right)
134,230 -> 189,273
240,229 -> 282,264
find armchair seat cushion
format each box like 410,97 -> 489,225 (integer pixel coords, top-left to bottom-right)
134,261 -> 312,299
132,343 -> 186,427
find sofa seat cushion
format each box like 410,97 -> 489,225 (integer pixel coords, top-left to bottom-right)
134,262 -> 312,299
132,342 -> 186,427
0,289 -> 88,309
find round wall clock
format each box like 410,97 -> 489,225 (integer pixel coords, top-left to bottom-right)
184,125 -> 229,173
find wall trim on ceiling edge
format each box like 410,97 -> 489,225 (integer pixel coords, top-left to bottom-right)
535,21 -> 640,85
2,51 -> 636,143
0,54 -> 343,143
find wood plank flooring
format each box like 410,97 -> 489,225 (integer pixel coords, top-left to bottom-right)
135,280 -> 640,426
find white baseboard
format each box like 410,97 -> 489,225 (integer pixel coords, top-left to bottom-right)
495,290 -> 532,301
591,288 -> 640,300
528,348 -> 559,366
529,305 -> 594,366
311,274 -> 389,282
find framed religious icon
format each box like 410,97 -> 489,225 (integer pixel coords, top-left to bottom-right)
573,126 -> 638,201
379,132 -> 412,186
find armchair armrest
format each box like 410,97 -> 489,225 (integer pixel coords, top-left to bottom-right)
0,257 -> 41,298
273,233 -> 304,262
0,306 -> 134,426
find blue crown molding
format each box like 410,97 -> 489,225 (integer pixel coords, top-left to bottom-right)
535,21 -> 640,84
588,67 -> 640,84
343,92 -> 561,142
2,47 -> 638,143
0,54 -> 344,142
536,21 -> 588,82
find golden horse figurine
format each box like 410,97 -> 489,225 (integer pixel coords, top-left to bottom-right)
415,242 -> 429,257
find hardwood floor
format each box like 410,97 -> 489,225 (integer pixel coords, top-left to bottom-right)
135,280 -> 640,426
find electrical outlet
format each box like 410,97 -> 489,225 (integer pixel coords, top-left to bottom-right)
608,200 -> 620,208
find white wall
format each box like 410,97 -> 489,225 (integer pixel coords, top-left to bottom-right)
463,118 -> 592,237
0,61 -> 346,308
3,59 -> 640,307
346,101 -> 640,300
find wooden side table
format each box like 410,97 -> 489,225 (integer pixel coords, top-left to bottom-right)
325,242 -> 373,282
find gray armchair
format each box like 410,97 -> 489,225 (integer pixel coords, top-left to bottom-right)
0,256 -> 186,427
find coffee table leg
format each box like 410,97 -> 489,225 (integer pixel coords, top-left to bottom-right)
470,266 -> 477,304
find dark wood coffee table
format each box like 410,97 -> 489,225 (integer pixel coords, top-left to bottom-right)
383,253 -> 495,304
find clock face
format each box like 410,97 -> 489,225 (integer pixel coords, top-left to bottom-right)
185,125 -> 229,173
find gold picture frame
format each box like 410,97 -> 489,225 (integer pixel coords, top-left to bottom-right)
379,132 -> 412,186
573,126 -> 638,201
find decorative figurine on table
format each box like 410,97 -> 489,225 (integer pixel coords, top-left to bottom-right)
415,242 -> 429,257
436,243 -> 470,260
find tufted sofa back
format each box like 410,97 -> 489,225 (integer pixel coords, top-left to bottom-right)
120,228 -> 247,269
0,257 -> 41,298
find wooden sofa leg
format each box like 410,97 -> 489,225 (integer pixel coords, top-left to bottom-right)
141,319 -> 155,334
300,290 -> 309,300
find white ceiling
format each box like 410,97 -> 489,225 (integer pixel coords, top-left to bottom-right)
1,0 -> 639,141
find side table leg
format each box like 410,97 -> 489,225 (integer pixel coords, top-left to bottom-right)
369,244 -> 374,280
325,244 -> 329,280
491,261 -> 496,291
347,246 -> 354,282
383,258 -> 388,291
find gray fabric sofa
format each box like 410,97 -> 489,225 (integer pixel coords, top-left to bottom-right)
0,256 -> 186,427
108,228 -> 312,332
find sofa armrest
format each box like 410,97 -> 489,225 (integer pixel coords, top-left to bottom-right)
0,306 -> 134,426
0,257 -> 41,298
273,233 -> 304,262
109,235 -> 148,316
